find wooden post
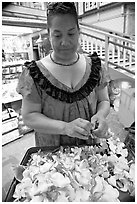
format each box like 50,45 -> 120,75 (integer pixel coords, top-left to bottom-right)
105,35 -> 109,71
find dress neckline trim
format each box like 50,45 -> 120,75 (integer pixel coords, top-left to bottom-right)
24,52 -> 102,103
37,54 -> 89,91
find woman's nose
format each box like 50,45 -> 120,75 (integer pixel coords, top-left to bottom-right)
60,37 -> 69,46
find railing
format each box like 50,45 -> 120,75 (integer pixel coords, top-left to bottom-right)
79,23 -> 135,76
2,3 -> 47,28
84,2 -> 99,12
12,2 -> 46,10
78,2 -> 112,14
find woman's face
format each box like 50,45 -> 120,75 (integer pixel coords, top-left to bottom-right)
49,14 -> 80,60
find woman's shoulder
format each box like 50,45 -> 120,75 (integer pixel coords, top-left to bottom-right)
86,52 -> 110,87
80,52 -> 101,69
22,54 -> 49,76
84,52 -> 101,65
22,53 -> 50,70
23,60 -> 37,69
20,60 -> 38,80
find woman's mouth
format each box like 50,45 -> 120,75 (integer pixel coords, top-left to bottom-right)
60,48 -> 72,51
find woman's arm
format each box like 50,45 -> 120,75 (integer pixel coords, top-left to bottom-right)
95,85 -> 110,118
21,98 -> 92,139
21,98 -> 66,135
91,86 -> 110,138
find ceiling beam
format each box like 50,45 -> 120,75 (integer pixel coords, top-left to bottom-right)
2,16 -> 47,29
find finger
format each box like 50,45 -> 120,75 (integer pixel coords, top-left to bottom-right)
76,118 -> 91,133
99,124 -> 108,135
94,119 -> 107,130
93,125 -> 107,134
75,127 -> 89,140
79,122 -> 92,134
73,132 -> 88,140
76,135 -> 88,140
76,126 -> 89,136
90,118 -> 98,130
93,127 -> 108,138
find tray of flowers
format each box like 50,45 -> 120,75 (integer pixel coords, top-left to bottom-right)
5,132 -> 135,202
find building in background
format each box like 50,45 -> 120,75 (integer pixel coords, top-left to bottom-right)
2,2 -> 135,62
77,2 -> 135,38
2,1 -> 135,110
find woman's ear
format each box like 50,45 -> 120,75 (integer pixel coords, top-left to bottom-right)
48,30 -> 51,42
47,28 -> 50,34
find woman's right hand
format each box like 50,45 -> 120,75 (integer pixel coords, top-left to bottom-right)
64,118 -> 93,140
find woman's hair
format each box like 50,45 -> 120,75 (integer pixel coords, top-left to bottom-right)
47,2 -> 79,30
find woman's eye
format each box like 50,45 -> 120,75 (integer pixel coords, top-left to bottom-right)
54,35 -> 61,38
53,33 -> 61,38
68,33 -> 75,36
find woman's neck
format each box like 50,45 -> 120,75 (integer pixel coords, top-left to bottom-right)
52,52 -> 78,65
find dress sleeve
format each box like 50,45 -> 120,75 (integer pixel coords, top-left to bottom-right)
16,64 -> 41,104
98,62 -> 111,89
88,52 -> 110,89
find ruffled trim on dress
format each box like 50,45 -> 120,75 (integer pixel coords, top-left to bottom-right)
16,66 -> 34,98
24,52 -> 101,103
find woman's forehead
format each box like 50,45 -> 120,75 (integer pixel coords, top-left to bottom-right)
50,14 -> 77,30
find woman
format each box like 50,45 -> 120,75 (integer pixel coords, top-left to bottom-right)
17,2 -> 110,147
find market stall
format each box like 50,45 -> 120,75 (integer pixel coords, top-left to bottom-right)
2,81 -> 33,146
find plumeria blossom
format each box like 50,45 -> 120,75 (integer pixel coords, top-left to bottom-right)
50,172 -> 70,187
92,176 -> 120,202
73,187 -> 91,201
129,163 -> 135,183
13,132 -> 135,202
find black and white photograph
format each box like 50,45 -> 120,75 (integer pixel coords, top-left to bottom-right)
2,1 -> 135,202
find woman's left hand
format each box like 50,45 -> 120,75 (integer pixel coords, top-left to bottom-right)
90,114 -> 110,139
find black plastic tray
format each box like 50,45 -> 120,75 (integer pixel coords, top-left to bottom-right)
5,146 -> 135,202
5,146 -> 59,202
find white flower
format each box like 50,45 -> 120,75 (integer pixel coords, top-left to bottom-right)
37,182 -> 52,193
12,131 -> 135,202
22,168 -> 30,178
108,175 -> 117,186
34,173 -> 46,182
98,194 -> 120,202
13,183 -> 26,199
27,183 -> 40,197
79,159 -> 89,169
108,141 -> 117,153
66,184 -> 75,201
39,162 -> 53,173
102,170 -> 109,178
107,153 -> 119,163
92,176 -> 104,194
63,157 -> 74,170
30,195 -> 44,202
129,163 -> 135,183
116,146 -> 128,157
50,172 -> 70,188
31,154 -> 42,166
56,191 -> 69,202
100,179 -> 119,201
74,188 -> 90,201
74,171 -> 90,186
29,165 -> 39,179
21,177 -> 32,188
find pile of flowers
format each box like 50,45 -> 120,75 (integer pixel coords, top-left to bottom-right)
13,131 -> 135,202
